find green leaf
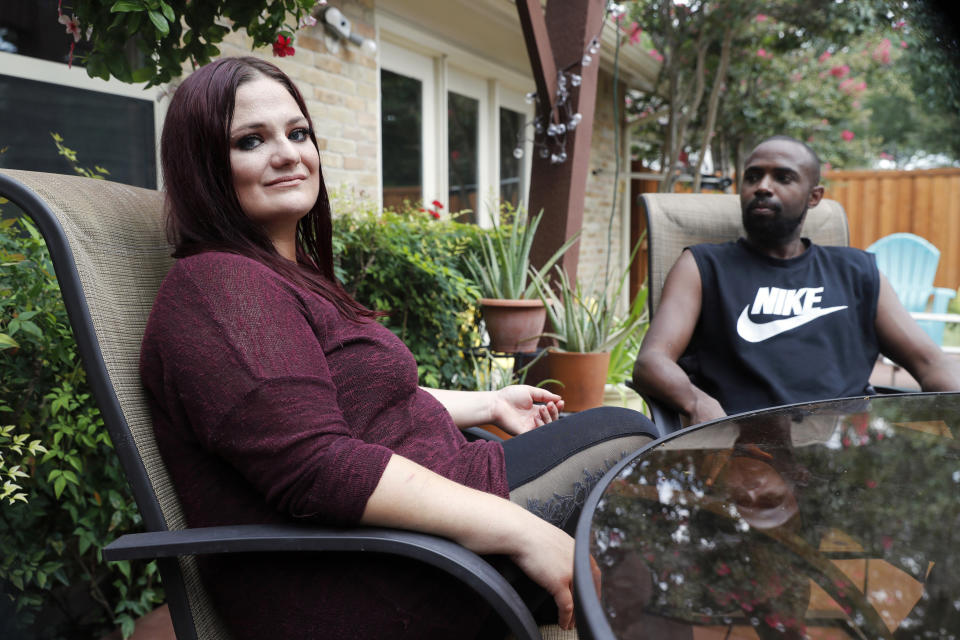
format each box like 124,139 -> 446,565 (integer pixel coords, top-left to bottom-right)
159,1 -> 175,23
0,333 -> 18,350
110,0 -> 144,12
148,10 -> 170,36
18,320 -> 42,338
53,476 -> 66,498
116,560 -> 132,580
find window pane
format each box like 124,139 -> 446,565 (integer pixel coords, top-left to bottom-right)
0,74 -> 156,188
381,69 -> 422,211
499,107 -> 525,208
448,91 -> 478,223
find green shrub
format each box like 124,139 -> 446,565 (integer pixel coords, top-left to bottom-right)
331,195 -> 485,389
0,215 -> 162,639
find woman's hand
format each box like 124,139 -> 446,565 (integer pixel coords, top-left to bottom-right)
509,517 -> 578,630
491,385 -> 563,435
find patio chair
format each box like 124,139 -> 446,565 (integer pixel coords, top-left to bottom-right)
0,168 -> 558,640
629,193 -> 850,434
865,232 -> 956,346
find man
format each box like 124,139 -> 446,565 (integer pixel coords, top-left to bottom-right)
632,135 -> 960,425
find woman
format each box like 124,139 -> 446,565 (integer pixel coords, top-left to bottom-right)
141,56 -> 655,639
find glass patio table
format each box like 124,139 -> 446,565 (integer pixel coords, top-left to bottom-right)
573,392 -> 960,640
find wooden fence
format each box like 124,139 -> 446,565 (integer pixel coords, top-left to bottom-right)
824,168 -> 960,290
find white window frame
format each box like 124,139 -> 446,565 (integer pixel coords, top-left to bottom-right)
447,67 -> 489,224
379,41 -> 438,210
0,52 -> 165,186
376,13 -> 534,227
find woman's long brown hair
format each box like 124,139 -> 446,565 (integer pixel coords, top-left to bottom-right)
160,56 -> 377,320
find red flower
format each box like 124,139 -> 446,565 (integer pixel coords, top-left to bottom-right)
273,34 -> 295,57
866,479 -> 877,488
430,211 -> 440,219
841,129 -> 855,142
755,14 -> 768,22
830,64 -> 850,78
431,200 -> 444,209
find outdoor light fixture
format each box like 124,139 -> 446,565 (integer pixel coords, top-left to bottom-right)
318,6 -> 377,56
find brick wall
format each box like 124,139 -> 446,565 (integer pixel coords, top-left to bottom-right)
217,0 -> 380,203
579,69 -> 629,298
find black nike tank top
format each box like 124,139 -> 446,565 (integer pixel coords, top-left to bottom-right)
678,238 -> 880,415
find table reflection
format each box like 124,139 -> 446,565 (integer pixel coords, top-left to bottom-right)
587,394 -> 960,640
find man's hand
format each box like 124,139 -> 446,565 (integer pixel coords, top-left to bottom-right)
684,392 -> 726,427
491,385 -> 563,435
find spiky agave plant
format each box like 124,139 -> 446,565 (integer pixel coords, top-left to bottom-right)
536,241 -> 646,352
465,205 -> 579,300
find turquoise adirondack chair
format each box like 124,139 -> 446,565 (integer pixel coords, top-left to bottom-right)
866,232 -> 957,345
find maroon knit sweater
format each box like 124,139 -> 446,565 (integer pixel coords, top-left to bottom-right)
140,252 -> 509,639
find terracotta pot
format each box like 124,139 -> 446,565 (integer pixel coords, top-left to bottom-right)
479,298 -> 547,353
543,349 -> 611,412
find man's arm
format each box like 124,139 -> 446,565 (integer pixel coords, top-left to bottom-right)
632,250 -> 726,425
875,273 -> 960,391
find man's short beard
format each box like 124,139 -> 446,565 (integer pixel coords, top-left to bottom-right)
742,207 -> 805,246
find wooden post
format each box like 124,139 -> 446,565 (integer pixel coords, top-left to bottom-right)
515,0 -> 606,281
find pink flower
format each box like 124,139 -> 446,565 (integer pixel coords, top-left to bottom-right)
901,40 -> 908,49
894,19 -> 906,30
830,64 -> 850,78
273,34 -> 295,57
824,161 -> 832,172
866,479 -> 877,488
299,15 -> 318,28
856,81 -> 866,92
818,51 -> 832,63
757,48 -> 771,59
873,38 -> 892,64
880,151 -> 893,160
628,22 -> 642,45
649,48 -> 663,62
852,100 -> 861,108
755,13 -> 768,22
841,130 -> 855,142
58,13 -> 81,43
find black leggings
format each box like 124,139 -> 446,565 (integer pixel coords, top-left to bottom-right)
479,406 -> 656,635
503,405 -> 657,535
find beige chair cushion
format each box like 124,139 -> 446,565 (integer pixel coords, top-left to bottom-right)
0,169 -> 230,640
642,193 -> 849,315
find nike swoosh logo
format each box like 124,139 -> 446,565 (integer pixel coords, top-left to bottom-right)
736,305 -> 847,343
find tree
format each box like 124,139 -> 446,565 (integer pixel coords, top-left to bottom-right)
56,0 -> 319,86
625,0 -> 960,188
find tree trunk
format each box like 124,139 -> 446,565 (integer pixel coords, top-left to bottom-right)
693,27 -> 733,193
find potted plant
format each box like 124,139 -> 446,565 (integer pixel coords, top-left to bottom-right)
534,244 -> 646,412
603,287 -> 649,411
464,205 -> 579,353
